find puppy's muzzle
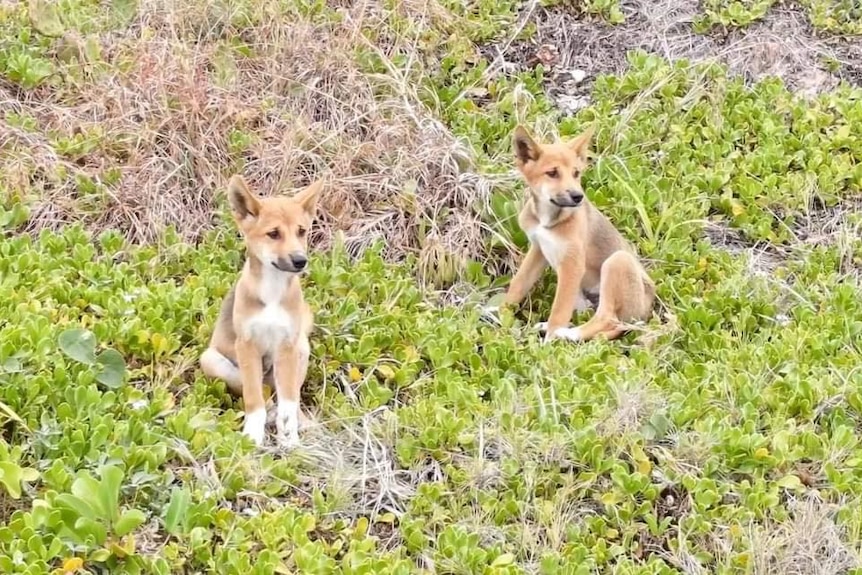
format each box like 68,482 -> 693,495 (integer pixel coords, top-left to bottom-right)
550,190 -> 584,208
272,253 -> 308,272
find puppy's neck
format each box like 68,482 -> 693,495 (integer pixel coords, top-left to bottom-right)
244,256 -> 296,304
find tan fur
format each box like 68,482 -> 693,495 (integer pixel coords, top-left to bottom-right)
500,125 -> 655,343
200,174 -> 323,447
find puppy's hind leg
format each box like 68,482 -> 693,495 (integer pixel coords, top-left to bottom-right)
556,251 -> 650,343
201,347 -> 243,394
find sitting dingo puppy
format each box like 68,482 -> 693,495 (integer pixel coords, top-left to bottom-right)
200,174 -> 323,447
491,125 -> 655,343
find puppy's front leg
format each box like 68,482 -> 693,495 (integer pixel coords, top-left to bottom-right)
503,244 -> 547,307
542,257 -> 585,343
235,338 -> 266,446
273,335 -> 311,448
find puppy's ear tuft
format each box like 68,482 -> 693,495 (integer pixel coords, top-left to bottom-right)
513,125 -> 541,165
294,178 -> 324,217
227,175 -> 261,220
568,125 -> 595,162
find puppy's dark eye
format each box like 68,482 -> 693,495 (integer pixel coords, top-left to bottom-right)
546,168 -> 559,178
573,169 -> 581,179
297,227 -> 307,238
267,229 -> 280,240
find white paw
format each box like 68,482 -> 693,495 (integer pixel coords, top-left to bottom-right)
534,321 -> 548,333
277,432 -> 301,449
545,327 -> 583,343
242,408 -> 267,446
275,400 -> 300,449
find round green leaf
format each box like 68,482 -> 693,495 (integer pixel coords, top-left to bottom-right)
95,349 -> 126,389
0,462 -> 23,499
89,547 -> 111,562
115,509 -> 147,537
776,474 -> 804,490
58,329 -> 97,365
491,553 -> 515,567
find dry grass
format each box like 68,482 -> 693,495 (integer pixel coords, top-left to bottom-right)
650,495 -> 862,575
747,494 -> 862,575
599,379 -> 667,438
284,408 -> 416,519
2,0 -> 501,270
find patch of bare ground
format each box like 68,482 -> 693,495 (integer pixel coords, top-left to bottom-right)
486,1 -> 862,115
2,0 -> 507,270
703,194 -> 862,285
700,215 -> 860,325
632,484 -> 691,563
794,196 -> 862,278
703,221 -> 790,276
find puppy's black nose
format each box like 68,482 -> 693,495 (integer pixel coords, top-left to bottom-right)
568,190 -> 584,205
290,254 -> 307,270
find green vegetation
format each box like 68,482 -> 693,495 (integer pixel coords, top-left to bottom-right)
543,0 -> 626,24
801,0 -> 862,34
694,0 -> 777,31
694,0 -> 862,33
2,0 -> 862,573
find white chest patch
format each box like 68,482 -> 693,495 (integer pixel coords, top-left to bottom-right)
241,268 -> 297,352
528,226 -> 568,270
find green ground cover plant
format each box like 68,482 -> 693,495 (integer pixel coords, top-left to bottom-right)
694,0 -> 862,33
801,0 -> 862,34
694,0 -> 779,31
1,0 -> 862,573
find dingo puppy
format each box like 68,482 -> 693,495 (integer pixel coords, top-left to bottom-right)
200,175 -> 323,447
489,125 -> 654,343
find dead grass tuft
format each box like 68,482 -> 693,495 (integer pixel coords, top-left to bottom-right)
286,407 -> 415,518
747,494 -> 862,575
3,0 -> 501,272
599,379 -> 666,437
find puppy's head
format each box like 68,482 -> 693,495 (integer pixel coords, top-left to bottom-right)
227,175 -> 324,274
512,125 -> 594,209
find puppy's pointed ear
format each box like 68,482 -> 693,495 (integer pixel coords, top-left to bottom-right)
293,179 -> 324,216
227,175 -> 260,220
568,125 -> 595,162
513,125 -> 541,166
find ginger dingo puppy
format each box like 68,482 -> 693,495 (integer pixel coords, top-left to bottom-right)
201,175 -> 323,447
491,125 -> 655,343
